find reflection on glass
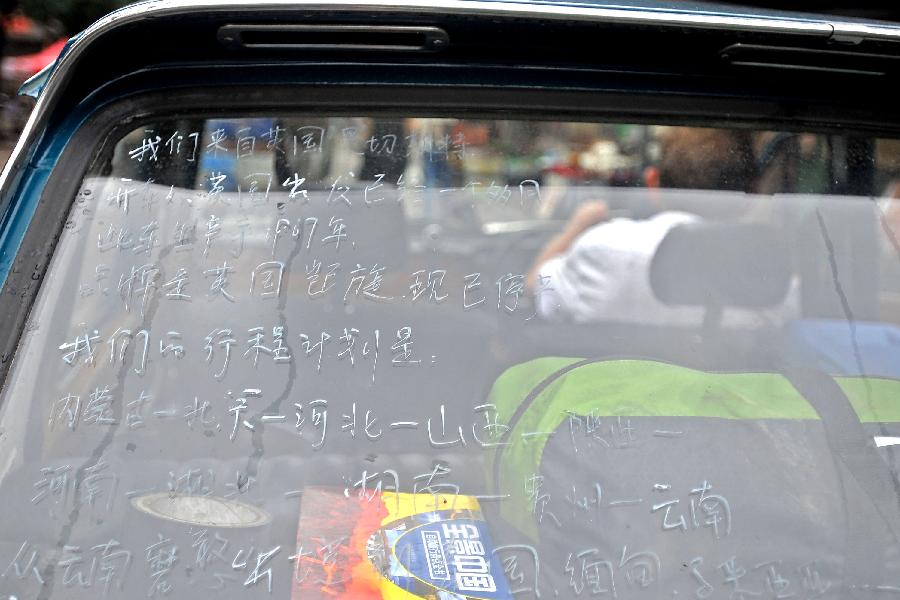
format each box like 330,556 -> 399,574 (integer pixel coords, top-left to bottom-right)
1,116 -> 899,598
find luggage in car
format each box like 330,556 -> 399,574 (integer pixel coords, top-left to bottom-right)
486,357 -> 900,598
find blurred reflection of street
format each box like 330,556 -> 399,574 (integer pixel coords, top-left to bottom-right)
1,141 -> 12,168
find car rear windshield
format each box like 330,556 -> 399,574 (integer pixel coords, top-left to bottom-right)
2,116 -> 900,599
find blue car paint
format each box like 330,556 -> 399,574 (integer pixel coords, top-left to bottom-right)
0,31 -> 85,288
19,34 -> 81,100
0,91 -> 100,289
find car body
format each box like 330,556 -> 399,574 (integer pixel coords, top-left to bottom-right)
2,1 -> 900,598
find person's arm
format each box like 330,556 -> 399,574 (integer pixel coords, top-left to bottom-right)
527,200 -> 609,292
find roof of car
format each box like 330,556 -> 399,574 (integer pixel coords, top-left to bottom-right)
16,0 -> 900,113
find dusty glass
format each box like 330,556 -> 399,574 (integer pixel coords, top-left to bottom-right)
1,117 -> 899,599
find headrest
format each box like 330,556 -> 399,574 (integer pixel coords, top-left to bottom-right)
650,221 -> 792,308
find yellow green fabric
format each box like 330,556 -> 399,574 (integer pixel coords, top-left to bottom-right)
486,358 -> 900,540
837,376 -> 900,423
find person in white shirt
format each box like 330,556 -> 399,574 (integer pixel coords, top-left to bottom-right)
527,128 -> 765,325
